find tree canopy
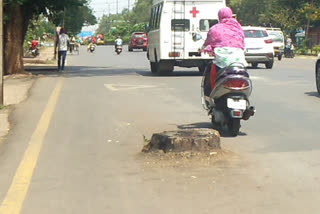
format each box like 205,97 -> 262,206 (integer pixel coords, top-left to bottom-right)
231,0 -> 320,31
95,0 -> 152,42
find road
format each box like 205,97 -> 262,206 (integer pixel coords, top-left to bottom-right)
0,46 -> 319,214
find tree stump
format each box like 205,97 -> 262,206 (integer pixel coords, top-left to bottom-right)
142,129 -> 220,153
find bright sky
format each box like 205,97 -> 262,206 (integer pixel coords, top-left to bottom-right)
82,0 -> 136,32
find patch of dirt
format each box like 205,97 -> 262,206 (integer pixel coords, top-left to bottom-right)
137,149 -> 239,169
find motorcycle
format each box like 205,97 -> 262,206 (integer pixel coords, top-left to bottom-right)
115,45 -> 122,55
284,44 -> 294,58
191,32 -> 255,136
88,44 -> 95,53
28,46 -> 39,57
201,62 -> 255,136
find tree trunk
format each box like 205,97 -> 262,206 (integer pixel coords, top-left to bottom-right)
4,5 -> 26,75
305,0 -> 314,48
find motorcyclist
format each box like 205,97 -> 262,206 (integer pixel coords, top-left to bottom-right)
69,36 -> 76,53
87,42 -> 95,52
285,36 -> 293,57
31,38 -> 38,50
202,7 -> 248,90
29,38 -> 39,56
114,36 -> 123,51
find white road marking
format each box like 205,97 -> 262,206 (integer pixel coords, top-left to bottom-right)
104,84 -> 158,91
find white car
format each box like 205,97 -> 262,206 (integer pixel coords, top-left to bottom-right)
242,26 -> 275,69
266,28 -> 285,61
316,54 -> 320,95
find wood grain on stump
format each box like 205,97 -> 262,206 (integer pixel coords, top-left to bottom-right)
142,129 -> 220,153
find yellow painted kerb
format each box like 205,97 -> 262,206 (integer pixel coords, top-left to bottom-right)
0,78 -> 64,214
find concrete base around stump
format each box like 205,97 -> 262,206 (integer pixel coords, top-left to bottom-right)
142,128 -> 220,153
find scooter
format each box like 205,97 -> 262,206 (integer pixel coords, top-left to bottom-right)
115,45 -> 122,55
89,44 -> 95,53
284,45 -> 294,58
201,62 -> 255,136
29,47 -> 39,57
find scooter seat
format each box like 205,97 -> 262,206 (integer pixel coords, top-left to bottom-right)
216,65 -> 248,82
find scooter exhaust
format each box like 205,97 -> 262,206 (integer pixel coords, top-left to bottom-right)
242,106 -> 255,120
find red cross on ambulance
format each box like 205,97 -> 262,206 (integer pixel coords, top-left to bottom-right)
190,7 -> 199,18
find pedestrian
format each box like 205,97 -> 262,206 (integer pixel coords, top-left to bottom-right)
57,28 -> 69,72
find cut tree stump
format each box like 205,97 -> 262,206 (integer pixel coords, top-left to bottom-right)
142,128 -> 220,153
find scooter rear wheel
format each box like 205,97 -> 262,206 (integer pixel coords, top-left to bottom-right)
228,119 -> 241,137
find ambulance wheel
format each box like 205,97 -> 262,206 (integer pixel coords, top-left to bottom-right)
150,62 -> 157,74
153,61 -> 173,76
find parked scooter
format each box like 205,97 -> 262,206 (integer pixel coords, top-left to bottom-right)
201,62 -> 255,136
115,45 -> 122,55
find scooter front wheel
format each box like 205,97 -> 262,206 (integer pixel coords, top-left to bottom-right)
228,119 -> 241,137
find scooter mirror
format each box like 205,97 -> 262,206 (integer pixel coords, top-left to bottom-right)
192,33 -> 202,42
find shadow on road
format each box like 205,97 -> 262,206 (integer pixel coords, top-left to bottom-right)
27,66 -> 203,78
177,122 -> 247,138
305,91 -> 320,98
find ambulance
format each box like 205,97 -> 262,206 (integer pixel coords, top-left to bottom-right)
147,0 -> 226,75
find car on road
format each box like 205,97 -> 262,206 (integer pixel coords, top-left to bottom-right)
128,32 -> 148,52
266,27 -> 285,61
316,54 -> 320,95
243,26 -> 274,69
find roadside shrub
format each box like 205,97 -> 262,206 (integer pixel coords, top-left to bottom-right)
296,39 -> 309,55
312,45 -> 320,55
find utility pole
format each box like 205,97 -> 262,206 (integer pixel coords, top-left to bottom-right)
62,7 -> 66,28
116,0 -> 118,14
0,0 -> 3,105
128,0 -> 130,12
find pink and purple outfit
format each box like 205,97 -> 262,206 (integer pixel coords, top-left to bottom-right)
204,7 -> 245,51
203,7 -> 247,88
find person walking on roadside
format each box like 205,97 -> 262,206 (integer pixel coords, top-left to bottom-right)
57,28 -> 69,72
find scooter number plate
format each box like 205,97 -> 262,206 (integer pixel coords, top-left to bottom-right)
227,98 -> 247,110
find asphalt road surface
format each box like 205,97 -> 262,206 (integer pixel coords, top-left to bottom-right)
0,46 -> 319,214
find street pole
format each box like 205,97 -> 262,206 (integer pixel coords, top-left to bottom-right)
62,7 -> 66,28
0,0 -> 3,106
116,0 -> 118,14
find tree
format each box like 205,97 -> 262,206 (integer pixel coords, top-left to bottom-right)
95,0 -> 152,42
64,5 -> 97,36
231,0 -> 320,41
4,0 -> 95,75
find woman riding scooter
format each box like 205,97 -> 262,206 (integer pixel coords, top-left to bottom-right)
202,6 -> 248,93
201,7 -> 254,136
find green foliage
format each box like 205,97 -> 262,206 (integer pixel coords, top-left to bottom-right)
4,0 -> 96,35
230,0 -> 320,30
312,45 -> 320,54
296,39 -> 309,55
96,0 -> 151,41
64,6 -> 97,35
24,16 -> 55,49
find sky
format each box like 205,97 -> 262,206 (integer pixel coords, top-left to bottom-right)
82,0 -> 136,32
